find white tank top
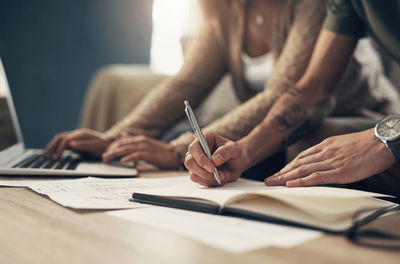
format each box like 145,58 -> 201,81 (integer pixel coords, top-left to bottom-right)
241,52 -> 274,93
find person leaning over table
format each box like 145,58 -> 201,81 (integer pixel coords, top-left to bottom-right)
184,0 -> 400,198
45,0 -> 399,180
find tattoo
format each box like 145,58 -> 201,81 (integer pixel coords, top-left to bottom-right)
279,105 -> 325,148
272,103 -> 306,133
285,86 -> 302,96
287,106 -> 324,145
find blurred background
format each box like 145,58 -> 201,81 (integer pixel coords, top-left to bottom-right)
0,0 -> 199,148
0,0 -> 398,149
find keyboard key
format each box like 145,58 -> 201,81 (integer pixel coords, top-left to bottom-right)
31,156 -> 47,169
66,159 -> 80,170
55,156 -> 71,170
12,154 -> 41,168
43,159 -> 56,169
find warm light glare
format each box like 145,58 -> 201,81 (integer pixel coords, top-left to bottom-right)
150,0 -> 189,75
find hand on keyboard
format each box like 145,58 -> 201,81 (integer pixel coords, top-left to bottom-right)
44,128 -> 114,160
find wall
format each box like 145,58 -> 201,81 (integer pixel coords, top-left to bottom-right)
0,0 -> 153,148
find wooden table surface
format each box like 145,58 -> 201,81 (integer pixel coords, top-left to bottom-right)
0,170 -> 399,264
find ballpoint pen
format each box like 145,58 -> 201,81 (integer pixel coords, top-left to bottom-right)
184,100 -> 222,185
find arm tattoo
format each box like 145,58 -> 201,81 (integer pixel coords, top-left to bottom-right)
280,105 -> 325,148
271,103 -> 306,133
285,86 -> 302,96
287,105 -> 324,145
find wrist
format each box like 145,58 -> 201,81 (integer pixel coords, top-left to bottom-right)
103,134 -> 116,145
374,137 -> 397,167
168,144 -> 185,168
237,124 -> 283,168
237,137 -> 252,166
374,114 -> 400,165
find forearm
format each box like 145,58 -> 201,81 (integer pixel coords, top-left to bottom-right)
238,81 -> 328,168
105,23 -> 227,139
104,79 -> 185,138
239,30 -> 358,168
169,77 -> 297,157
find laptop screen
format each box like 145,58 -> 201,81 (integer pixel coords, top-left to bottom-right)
0,60 -> 21,152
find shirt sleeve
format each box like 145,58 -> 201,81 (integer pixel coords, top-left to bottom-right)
322,0 -> 365,38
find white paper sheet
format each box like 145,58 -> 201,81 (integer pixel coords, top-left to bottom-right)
108,207 -> 322,253
0,176 -> 189,209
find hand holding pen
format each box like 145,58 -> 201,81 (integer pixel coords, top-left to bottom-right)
184,100 -> 221,185
184,101 -> 249,186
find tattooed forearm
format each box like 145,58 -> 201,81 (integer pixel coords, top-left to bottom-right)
271,103 -> 306,133
287,105 -> 324,145
279,104 -> 325,148
285,86 -> 302,96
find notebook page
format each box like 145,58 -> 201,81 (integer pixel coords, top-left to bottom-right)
247,193 -> 393,220
135,179 -> 270,206
136,179 -> 392,208
228,196 -> 394,231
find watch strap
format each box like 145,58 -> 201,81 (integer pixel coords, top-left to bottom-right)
387,140 -> 400,163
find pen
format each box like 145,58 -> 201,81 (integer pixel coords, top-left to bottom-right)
184,100 -> 222,185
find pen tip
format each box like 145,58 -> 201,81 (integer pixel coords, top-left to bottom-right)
184,100 -> 189,107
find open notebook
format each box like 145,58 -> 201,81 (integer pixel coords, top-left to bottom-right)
132,179 -> 398,233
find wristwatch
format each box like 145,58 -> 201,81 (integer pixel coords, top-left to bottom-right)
374,114 -> 400,162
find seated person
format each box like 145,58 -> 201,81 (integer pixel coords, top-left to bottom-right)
184,0 -> 400,198
45,0 -> 398,179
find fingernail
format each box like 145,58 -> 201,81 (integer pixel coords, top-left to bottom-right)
212,154 -> 223,164
266,177 -> 276,185
204,164 -> 213,173
286,181 -> 295,187
219,171 -> 225,183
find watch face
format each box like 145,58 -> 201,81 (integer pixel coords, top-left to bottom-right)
375,115 -> 400,141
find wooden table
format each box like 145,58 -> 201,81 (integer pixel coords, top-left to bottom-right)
0,170 -> 399,264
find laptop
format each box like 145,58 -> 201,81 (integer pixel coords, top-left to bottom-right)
0,59 -> 137,177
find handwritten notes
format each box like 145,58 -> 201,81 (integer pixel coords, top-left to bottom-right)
0,176 -> 188,209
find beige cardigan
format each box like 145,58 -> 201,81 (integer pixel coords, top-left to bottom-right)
105,0 -> 399,157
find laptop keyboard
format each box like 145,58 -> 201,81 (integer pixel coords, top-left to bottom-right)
12,154 -> 80,170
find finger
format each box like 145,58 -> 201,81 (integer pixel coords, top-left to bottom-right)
54,130 -> 94,159
119,150 -> 154,164
184,154 -> 214,181
286,169 -> 341,187
266,160 -> 333,186
189,172 -> 223,187
204,132 -> 227,150
211,142 -> 243,166
44,134 -> 64,158
106,139 -> 125,153
118,137 -> 137,146
190,173 -> 209,186
103,144 -> 147,163
188,140 -> 215,173
296,143 -> 323,160
106,136 -> 143,154
107,135 -> 136,151
217,170 -> 232,185
271,150 -> 328,180
69,139 -> 101,151
55,136 -> 72,159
